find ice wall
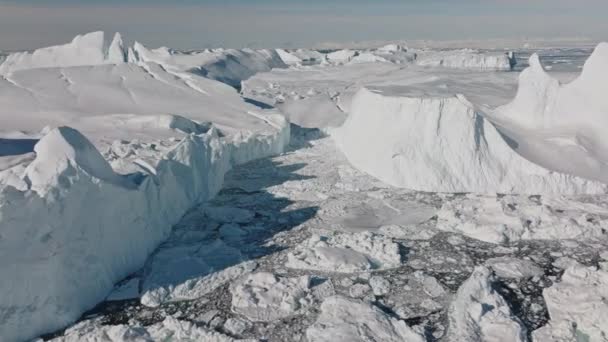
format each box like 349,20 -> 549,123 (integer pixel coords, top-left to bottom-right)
0,119 -> 288,341
0,32 -> 127,74
493,43 -> 608,183
333,87 -> 606,194
417,49 -> 515,71
131,43 -> 287,87
0,32 -> 291,342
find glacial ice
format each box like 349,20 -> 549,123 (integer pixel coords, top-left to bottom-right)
446,267 -> 527,342
306,295 -> 424,342
417,49 -> 516,71
0,31 -> 126,74
333,87 -> 606,194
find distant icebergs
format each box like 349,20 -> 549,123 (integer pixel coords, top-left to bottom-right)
417,49 -> 516,71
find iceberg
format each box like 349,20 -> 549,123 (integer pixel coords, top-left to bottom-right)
417,49 -> 516,71
333,87 -> 605,194
0,31 -> 127,74
493,43 -> 608,184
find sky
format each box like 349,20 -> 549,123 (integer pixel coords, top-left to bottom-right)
1,0 -> 607,51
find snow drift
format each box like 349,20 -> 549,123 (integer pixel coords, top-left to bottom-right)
276,49 -> 303,66
0,32 -> 126,74
533,263 -> 608,341
131,43 -> 286,87
333,87 -> 606,194
493,43 -> 608,183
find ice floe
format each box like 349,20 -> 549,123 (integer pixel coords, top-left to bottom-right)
285,231 -> 402,273
334,87 -> 605,194
446,267 -> 527,342
306,295 -> 424,342
230,272 -> 313,321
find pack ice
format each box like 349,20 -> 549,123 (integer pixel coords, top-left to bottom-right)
0,32 -> 289,342
533,263 -> 608,341
334,43 -> 608,194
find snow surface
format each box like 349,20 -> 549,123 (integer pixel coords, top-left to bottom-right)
131,43 -> 287,87
326,49 -> 358,64
417,49 -> 516,71
306,296 -> 424,342
0,32 -> 126,74
3,32 -> 608,342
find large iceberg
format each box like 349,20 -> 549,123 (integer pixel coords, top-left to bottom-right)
131,43 -> 286,87
0,32 -> 290,342
333,87 -> 605,194
0,32 -> 126,74
493,43 -> 608,184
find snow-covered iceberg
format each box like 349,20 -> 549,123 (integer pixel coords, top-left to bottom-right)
0,121 -> 288,342
0,31 -> 126,74
417,49 -> 516,71
326,49 -> 358,64
131,43 -> 286,87
0,32 -> 290,342
446,267 -> 527,342
493,43 -> 608,184
276,48 -> 303,65
333,87 -> 605,194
